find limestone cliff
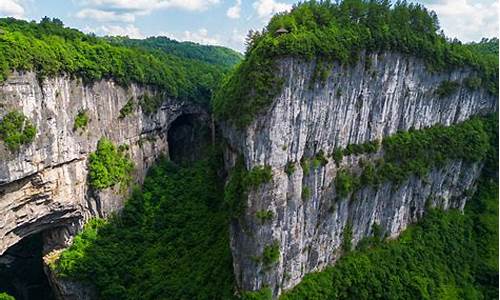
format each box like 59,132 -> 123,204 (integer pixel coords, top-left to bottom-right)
221,52 -> 498,296
0,71 -> 203,256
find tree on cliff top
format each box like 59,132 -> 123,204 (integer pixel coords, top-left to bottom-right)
213,0 -> 499,127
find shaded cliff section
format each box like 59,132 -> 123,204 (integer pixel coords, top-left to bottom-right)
0,71 -> 209,257
220,52 -> 498,297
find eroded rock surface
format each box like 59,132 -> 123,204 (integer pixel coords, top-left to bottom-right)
221,53 -> 498,296
0,72 -> 202,255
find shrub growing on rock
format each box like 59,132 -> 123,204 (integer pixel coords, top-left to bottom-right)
0,110 -> 36,151
88,138 -> 134,190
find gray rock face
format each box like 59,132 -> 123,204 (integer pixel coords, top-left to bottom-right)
221,53 -> 498,297
0,71 -> 202,256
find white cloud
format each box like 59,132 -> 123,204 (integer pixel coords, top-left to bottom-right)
181,28 -> 221,45
83,0 -> 219,13
84,24 -> 144,38
76,0 -> 220,23
425,0 -> 498,41
253,0 -> 291,20
227,0 -> 241,19
76,8 -> 135,22
229,29 -> 246,51
0,0 -> 25,18
231,29 -> 245,44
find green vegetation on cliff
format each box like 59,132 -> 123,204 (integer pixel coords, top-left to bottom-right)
213,0 -> 499,127
73,110 -> 89,131
88,138 -> 134,190
0,110 -> 36,151
282,178 -> 498,299
333,115 -> 494,197
282,118 -> 499,299
0,17 -> 230,107
56,153 -> 236,299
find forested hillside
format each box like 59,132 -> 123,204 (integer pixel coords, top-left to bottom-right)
0,17 -> 239,106
213,0 -> 499,126
53,150 -> 237,300
0,1 -> 497,300
108,36 -> 243,68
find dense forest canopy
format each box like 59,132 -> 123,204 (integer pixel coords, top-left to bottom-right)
107,36 -> 243,68
213,0 -> 499,127
54,152 -> 236,300
0,17 -> 239,107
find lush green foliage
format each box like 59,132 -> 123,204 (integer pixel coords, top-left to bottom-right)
0,293 -> 14,300
335,170 -> 357,198
435,80 -> 460,98
242,288 -> 273,300
285,161 -> 296,176
342,139 -> 380,156
54,219 -> 106,271
256,210 -> 274,223
224,162 -> 273,219
88,138 -> 134,190
0,110 -> 36,151
467,37 -> 499,56
302,186 -> 311,201
282,177 -> 499,299
224,157 -> 249,218
73,110 -> 89,131
334,115 -> 493,197
301,157 -> 311,174
213,52 -> 284,126
214,0 -> 499,126
262,242 -> 280,267
301,150 -> 330,175
341,223 -> 353,253
332,148 -> 344,166
313,150 -> 328,168
119,98 -> 135,119
0,17 -> 227,107
139,93 -> 164,115
56,155 -> 236,299
109,36 -> 243,68
464,76 -> 482,90
245,165 -> 273,188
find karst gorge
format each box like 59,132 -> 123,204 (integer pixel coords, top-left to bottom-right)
0,1 -> 498,300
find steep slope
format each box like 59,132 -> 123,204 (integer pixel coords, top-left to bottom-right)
0,18 -> 229,261
0,71 -> 205,255
0,2 -> 498,300
221,53 -> 497,297
214,1 -> 498,297
108,36 -> 243,68
51,155 -> 236,300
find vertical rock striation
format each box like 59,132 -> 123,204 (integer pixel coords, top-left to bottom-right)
0,71 -> 203,255
221,53 -> 498,297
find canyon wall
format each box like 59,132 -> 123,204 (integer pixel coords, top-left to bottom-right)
221,52 -> 498,297
0,71 -> 202,256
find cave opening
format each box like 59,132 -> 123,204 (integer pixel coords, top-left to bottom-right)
167,113 -> 212,165
0,232 -> 55,300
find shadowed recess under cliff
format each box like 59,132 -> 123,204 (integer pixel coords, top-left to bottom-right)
167,114 -> 212,165
0,232 -> 55,300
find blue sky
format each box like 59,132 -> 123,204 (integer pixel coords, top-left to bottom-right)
0,0 -> 498,52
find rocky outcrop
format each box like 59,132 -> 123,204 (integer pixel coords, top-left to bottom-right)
0,71 -> 203,256
221,53 -> 498,297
